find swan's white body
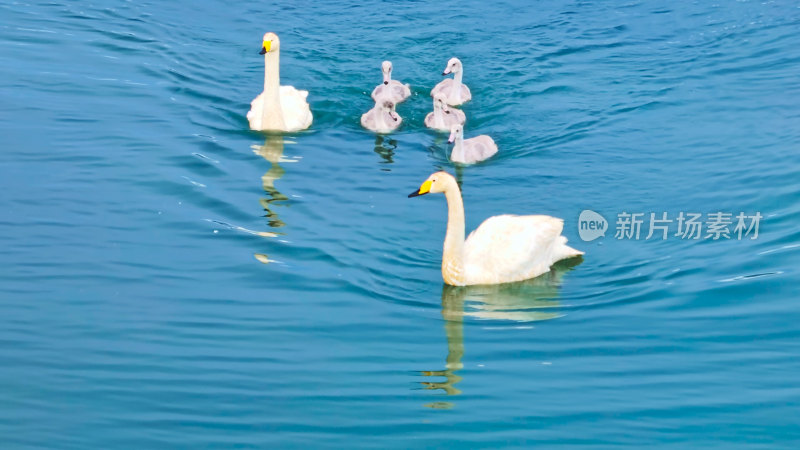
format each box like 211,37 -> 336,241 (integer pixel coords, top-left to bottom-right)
409,172 -> 583,286
247,33 -> 312,132
431,58 -> 472,106
248,86 -> 312,132
371,61 -> 411,104
425,93 -> 466,132
361,100 -> 402,133
448,124 -> 497,164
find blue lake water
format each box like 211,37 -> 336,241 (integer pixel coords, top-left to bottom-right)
2,0 -> 800,447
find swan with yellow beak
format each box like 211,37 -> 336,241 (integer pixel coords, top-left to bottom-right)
409,172 -> 583,286
247,32 -> 313,132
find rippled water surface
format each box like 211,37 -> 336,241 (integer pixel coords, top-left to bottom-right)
2,0 -> 800,447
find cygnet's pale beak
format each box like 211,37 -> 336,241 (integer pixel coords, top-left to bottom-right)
441,102 -> 451,115
448,128 -> 456,144
442,65 -> 452,76
408,180 -> 432,198
383,102 -> 398,121
259,40 -> 271,55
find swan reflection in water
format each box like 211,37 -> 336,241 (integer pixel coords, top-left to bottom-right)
373,135 -> 397,167
253,134 -> 298,228
425,134 -> 466,188
420,258 -> 582,409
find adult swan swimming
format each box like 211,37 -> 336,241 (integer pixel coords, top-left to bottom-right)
247,32 -> 313,132
409,172 -> 583,286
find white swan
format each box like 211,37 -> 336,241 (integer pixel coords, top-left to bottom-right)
361,99 -> 402,133
425,93 -> 466,132
371,61 -> 411,104
409,172 -> 583,286
430,58 -> 472,106
247,32 -> 313,132
448,124 -> 497,164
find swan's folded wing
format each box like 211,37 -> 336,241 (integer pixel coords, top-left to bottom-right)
424,111 -> 434,128
462,84 -> 472,101
430,79 -> 452,97
247,93 -> 264,125
463,215 -> 564,283
393,82 -> 411,101
361,108 -> 375,129
454,108 -> 466,124
474,136 -> 498,162
373,82 -> 410,103
458,137 -> 497,164
279,85 -> 313,131
371,84 -> 383,101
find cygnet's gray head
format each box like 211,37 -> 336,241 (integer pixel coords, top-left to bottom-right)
448,124 -> 463,143
382,100 -> 399,122
433,93 -> 451,114
442,57 -> 463,76
381,61 -> 393,84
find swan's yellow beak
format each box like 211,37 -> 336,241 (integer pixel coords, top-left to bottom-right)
408,180 -> 432,198
259,40 -> 271,55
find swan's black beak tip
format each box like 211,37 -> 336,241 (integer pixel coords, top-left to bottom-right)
408,190 -> 423,198
441,72 -> 447,76
383,81 -> 389,85
259,47 -> 267,55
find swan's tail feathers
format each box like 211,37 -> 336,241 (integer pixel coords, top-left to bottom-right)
299,90 -> 309,99
555,236 -> 584,261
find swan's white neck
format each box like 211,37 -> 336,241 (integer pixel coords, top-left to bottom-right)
374,108 -> 394,131
263,50 -> 280,93
450,134 -> 465,162
261,50 -> 285,130
432,107 -> 445,127
442,183 -> 466,286
451,70 -> 463,98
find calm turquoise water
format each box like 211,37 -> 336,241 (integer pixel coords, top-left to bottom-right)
2,0 -> 800,447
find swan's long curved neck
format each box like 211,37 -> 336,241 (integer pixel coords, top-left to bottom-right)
451,70 -> 463,97
442,185 -> 466,285
263,50 -> 280,98
374,109 -> 392,131
450,135 -> 465,162
261,50 -> 285,129
432,107 -> 445,126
